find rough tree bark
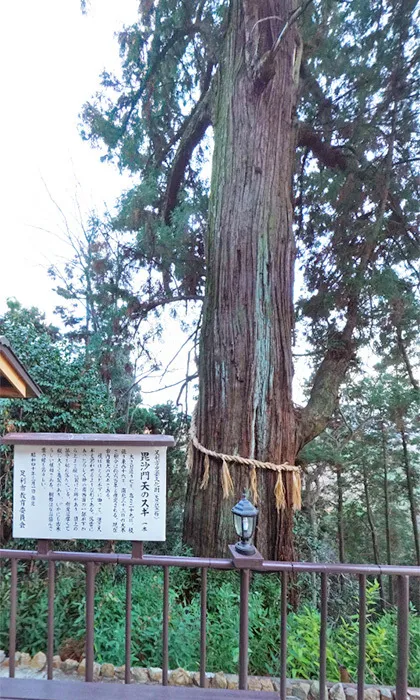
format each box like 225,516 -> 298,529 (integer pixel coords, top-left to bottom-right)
183,0 -> 356,560
336,463 -> 345,564
362,458 -> 384,607
381,421 -> 393,604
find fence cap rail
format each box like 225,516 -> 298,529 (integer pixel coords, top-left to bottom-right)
1,432 -> 175,447
1,548 -> 419,576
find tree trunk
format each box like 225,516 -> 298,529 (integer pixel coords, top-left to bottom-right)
183,0 -> 301,559
400,425 -> 420,566
362,458 -> 384,607
381,421 -> 393,604
336,463 -> 345,564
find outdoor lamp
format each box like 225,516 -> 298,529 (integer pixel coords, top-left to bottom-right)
232,492 -> 258,556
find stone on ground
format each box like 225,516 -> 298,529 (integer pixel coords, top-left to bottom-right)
100,663 -> 115,679
131,667 -> 148,683
169,667 -> 193,686
61,658 -> 79,673
148,667 -> 163,683
330,683 -> 346,700
30,652 -> 47,671
211,671 -> 227,689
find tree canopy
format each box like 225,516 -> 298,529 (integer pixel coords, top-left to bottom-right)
78,0 -> 419,558
80,0 -> 419,375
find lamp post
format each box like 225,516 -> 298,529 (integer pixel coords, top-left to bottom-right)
231,492 -> 258,556
229,492 -> 262,691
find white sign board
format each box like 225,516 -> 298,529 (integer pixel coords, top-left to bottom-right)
13,444 -> 167,541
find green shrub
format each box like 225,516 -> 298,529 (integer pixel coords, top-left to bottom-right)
0,565 -> 418,687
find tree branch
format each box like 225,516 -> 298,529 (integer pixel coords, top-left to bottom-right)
162,84 -> 213,224
254,0 -> 314,85
297,122 -> 353,170
119,23 -> 206,136
128,294 -> 204,320
297,305 -> 357,450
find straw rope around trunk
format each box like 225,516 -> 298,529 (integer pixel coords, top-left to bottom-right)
187,421 -> 301,511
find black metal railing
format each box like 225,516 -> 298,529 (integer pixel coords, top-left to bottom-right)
1,544 -> 419,698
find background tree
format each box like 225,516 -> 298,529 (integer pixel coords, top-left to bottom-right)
81,0 -> 419,558
0,300 -> 188,549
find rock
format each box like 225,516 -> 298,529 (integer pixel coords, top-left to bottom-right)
273,680 -> 293,694
13,652 -> 22,665
78,659 -> 86,676
248,676 -> 263,691
211,672 -> 227,689
131,667 -> 148,683
293,681 -> 311,700
169,668 -> 193,686
114,665 -> 126,680
379,689 -> 392,700
330,683 -> 346,700
61,658 -> 79,673
52,655 -> 62,669
261,677 -> 275,692
364,689 -> 380,700
101,663 -> 115,679
148,667 -> 163,683
0,651 -> 5,665
345,688 -> 358,700
408,692 -> 420,700
30,651 -> 47,671
226,673 -> 239,689
192,672 -> 200,686
310,681 -> 321,700
19,653 -> 31,667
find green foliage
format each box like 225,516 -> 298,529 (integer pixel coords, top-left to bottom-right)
1,566 -> 418,686
300,370 -> 420,569
0,301 -> 189,549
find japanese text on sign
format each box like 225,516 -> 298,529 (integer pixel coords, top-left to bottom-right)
13,445 -> 166,541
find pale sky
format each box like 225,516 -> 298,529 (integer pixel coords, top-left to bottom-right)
0,0 -> 198,408
0,1 -> 138,312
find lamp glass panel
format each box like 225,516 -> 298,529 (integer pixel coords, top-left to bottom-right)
245,515 -> 256,538
233,514 -> 243,537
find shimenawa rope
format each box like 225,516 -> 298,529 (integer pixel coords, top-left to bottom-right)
187,415 -> 301,511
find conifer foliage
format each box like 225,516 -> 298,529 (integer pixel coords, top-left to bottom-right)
81,0 -> 419,558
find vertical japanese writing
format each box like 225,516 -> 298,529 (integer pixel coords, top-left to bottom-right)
30,451 -> 36,507
97,450 -> 103,533
56,448 -> 62,533
154,449 -> 160,519
120,449 -> 127,534
64,448 -> 71,533
81,448 -> 87,531
105,448 -> 111,499
13,442 -> 166,541
112,449 -> 119,534
48,448 -> 55,532
41,447 -> 47,487
73,447 -> 79,531
140,451 -> 150,533
89,449 -> 95,533
128,453 -> 135,535
19,469 -> 27,529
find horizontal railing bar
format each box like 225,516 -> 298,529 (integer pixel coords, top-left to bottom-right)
261,561 -> 420,576
1,549 -> 420,576
0,550 -> 233,569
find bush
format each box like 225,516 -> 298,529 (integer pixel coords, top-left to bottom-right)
0,565 -> 418,686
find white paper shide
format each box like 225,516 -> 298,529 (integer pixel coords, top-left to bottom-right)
13,444 -> 166,540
